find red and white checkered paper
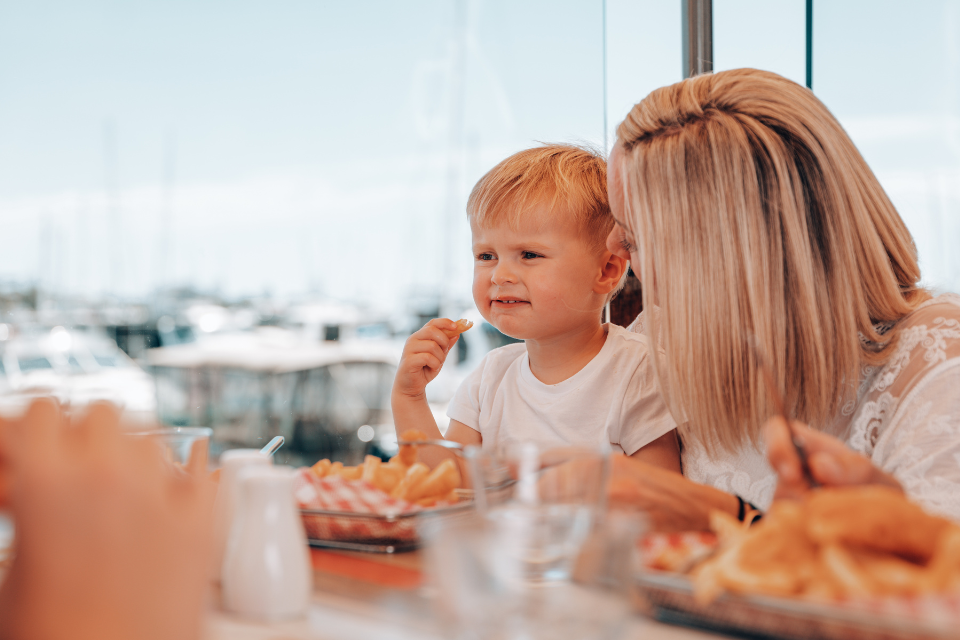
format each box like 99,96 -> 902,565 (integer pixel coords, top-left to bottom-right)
293,468 -> 427,543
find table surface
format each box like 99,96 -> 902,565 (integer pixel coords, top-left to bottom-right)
204,547 -> 722,640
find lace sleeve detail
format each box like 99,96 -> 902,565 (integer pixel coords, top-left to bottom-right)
846,294 -> 960,521
871,360 -> 960,520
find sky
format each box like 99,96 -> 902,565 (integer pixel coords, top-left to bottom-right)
1,0 -> 958,313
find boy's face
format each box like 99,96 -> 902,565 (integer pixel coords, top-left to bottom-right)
471,206 -> 609,341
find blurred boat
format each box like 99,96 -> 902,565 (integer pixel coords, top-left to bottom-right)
0,326 -> 157,422
146,327 -> 399,464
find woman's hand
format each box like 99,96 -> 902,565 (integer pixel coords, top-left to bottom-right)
607,455 -> 740,532
764,416 -> 902,500
0,399 -> 216,640
393,318 -> 463,401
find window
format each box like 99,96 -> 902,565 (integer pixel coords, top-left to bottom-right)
17,356 -> 53,373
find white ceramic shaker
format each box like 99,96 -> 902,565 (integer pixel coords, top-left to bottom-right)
221,465 -> 312,620
210,449 -> 272,581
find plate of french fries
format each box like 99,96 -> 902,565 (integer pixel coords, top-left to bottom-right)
294,430 -> 473,553
636,486 -> 960,640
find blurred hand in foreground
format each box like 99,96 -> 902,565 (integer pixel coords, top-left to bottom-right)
0,399 -> 216,640
765,416 -> 902,500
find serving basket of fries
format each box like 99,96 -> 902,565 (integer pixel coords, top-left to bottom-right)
296,484 -> 473,553
295,433 -> 513,553
634,486 -> 960,640
636,569 -> 960,640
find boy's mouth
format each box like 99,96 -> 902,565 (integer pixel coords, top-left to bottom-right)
492,296 -> 529,308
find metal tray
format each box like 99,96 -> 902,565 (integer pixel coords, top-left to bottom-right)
300,439 -> 516,553
635,570 -> 960,640
301,480 -> 515,554
301,494 -> 473,554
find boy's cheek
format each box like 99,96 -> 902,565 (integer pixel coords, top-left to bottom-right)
471,282 -> 493,322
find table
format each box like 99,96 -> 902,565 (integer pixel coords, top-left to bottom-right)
204,548 -> 721,640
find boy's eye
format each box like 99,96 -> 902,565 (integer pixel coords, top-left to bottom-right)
476,252 -> 495,261
521,251 -> 543,260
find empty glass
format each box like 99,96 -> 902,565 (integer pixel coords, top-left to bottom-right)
423,445 -> 639,640
495,444 -> 608,583
127,426 -> 213,466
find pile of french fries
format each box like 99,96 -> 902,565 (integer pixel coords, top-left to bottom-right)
310,429 -> 461,507
691,486 -> 960,603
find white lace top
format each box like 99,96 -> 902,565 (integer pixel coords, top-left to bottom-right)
630,294 -> 960,520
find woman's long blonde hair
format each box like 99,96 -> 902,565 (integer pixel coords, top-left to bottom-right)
615,68 -> 928,452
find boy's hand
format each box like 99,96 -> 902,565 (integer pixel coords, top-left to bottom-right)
393,318 -> 473,400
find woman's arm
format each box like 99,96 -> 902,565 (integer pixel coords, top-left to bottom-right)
608,455 -> 740,531
628,429 -> 681,473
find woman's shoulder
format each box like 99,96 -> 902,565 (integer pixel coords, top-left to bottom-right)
843,293 -> 960,453
899,292 -> 960,329
888,293 -> 960,366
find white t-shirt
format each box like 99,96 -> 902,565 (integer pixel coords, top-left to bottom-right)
446,323 -> 677,455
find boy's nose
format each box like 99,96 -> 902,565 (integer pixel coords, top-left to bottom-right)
490,262 -> 517,286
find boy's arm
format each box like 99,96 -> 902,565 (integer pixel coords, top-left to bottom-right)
628,429 -> 681,473
392,317 -> 467,438
391,389 -> 443,440
392,318 -> 477,466
417,420 -> 482,470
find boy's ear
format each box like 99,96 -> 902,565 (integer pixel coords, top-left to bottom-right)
595,250 -> 628,295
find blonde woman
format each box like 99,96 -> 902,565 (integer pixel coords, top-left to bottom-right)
605,68 -> 960,529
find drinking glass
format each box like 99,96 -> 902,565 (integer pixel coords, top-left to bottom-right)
492,444 -> 608,583
127,426 -> 213,466
423,445 -> 637,640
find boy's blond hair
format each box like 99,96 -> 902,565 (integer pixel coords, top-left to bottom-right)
466,144 -> 613,251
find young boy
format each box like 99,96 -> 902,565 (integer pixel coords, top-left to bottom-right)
392,145 -> 679,470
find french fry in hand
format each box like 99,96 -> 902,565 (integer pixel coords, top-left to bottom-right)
455,318 -> 474,332
441,318 -> 474,338
405,459 -> 460,503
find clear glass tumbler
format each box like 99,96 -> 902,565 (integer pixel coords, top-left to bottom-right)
127,426 -> 213,466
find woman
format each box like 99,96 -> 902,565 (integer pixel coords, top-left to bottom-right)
605,68 -> 960,529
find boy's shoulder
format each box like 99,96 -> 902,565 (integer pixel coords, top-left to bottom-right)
605,323 -> 656,356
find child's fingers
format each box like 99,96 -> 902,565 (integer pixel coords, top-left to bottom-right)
406,338 -> 447,364
408,352 -> 444,374
415,325 -> 455,352
426,317 -> 459,335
